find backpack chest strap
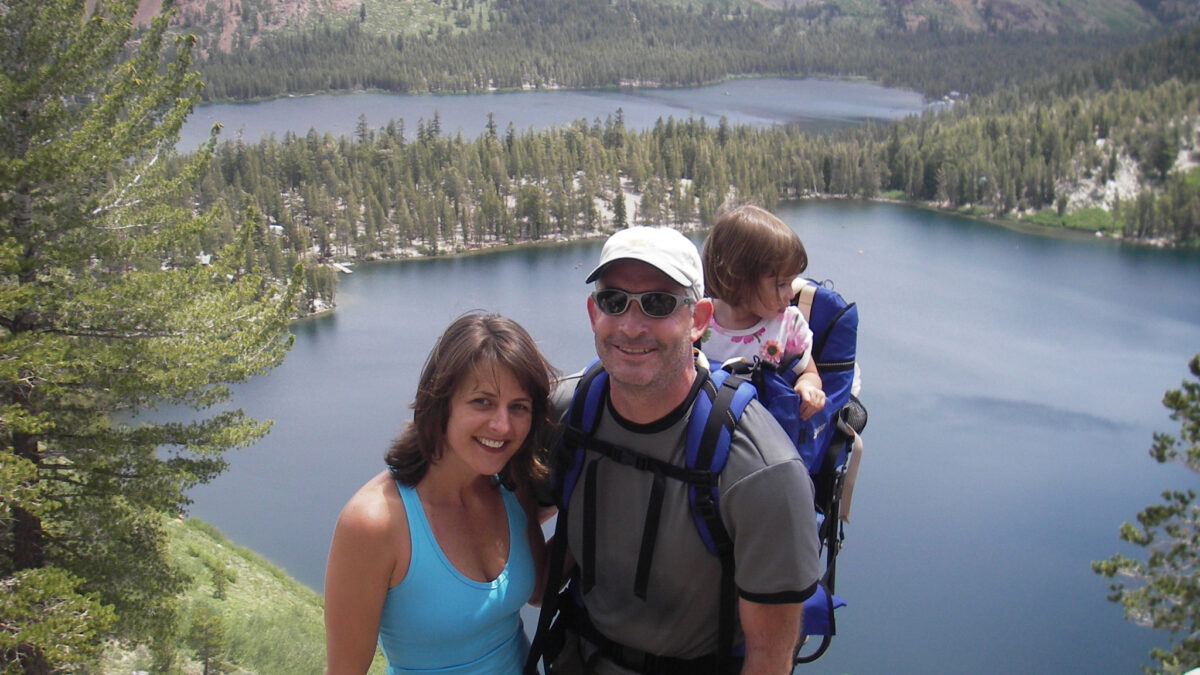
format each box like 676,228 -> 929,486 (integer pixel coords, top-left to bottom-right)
569,429 -> 720,598
554,363 -> 754,674
563,428 -> 720,487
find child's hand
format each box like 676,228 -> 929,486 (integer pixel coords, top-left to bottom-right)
796,380 -> 826,420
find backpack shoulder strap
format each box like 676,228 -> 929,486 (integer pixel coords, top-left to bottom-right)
535,362 -> 759,674
558,359 -> 607,508
570,359 -> 608,431
684,369 -> 757,553
526,359 -> 607,675
793,277 -> 857,368
792,278 -> 818,322
685,368 -> 757,672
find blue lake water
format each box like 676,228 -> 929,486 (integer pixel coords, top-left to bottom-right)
177,77 -> 933,151
184,199 -> 1200,673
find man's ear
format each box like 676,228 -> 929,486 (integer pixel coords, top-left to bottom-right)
689,298 -> 713,343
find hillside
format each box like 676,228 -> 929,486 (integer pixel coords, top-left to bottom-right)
144,0 -> 1195,60
98,518 -> 389,674
138,0 -> 356,53
847,0 -> 1193,32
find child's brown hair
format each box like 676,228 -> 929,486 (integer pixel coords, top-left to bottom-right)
701,205 -> 808,307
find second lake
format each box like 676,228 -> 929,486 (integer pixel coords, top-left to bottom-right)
178,77 -> 936,151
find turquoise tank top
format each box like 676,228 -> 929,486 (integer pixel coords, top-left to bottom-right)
378,481 -> 534,674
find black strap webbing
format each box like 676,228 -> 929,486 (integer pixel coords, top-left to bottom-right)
633,467 -> 666,600
693,375 -> 742,672
524,505 -> 571,674
569,599 -> 741,675
563,429 -> 718,488
533,367 -> 749,674
582,458 -> 599,594
715,540 -> 737,674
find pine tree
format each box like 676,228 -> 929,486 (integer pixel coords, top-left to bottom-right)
1093,353 -> 1200,674
613,187 -> 627,228
186,601 -> 230,675
0,1 -> 298,670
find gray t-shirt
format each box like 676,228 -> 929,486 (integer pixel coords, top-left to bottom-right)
551,365 -> 821,662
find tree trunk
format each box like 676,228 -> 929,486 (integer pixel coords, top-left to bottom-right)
0,645 -> 52,675
11,506 -> 44,572
10,431 -> 45,571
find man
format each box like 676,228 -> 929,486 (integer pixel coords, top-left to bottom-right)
534,226 -> 821,675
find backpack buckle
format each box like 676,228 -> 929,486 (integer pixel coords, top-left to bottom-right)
607,444 -> 651,472
685,469 -> 719,488
693,492 -> 718,519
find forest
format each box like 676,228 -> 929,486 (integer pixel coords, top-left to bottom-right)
195,0 -> 1156,101
180,25 -> 1200,315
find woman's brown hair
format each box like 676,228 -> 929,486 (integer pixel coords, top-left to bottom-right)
385,312 -> 555,489
701,204 -> 808,307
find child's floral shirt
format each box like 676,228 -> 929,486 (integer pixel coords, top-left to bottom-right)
701,305 -> 813,369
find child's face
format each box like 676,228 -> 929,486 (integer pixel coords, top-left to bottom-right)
748,273 -> 794,320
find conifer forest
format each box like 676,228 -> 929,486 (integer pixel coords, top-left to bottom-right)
184,18 -> 1200,314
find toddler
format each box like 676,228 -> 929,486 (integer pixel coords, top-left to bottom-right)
700,205 -> 826,420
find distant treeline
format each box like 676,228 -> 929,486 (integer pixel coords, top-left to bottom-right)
175,27 -> 1199,313
195,0 -> 1153,102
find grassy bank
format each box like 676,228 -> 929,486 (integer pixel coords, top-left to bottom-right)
102,518 -> 386,674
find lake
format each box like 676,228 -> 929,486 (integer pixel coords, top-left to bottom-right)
184,199 -> 1200,674
177,77 -> 934,151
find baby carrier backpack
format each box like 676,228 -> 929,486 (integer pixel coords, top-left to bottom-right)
783,277 -> 868,661
704,276 -> 864,663
525,278 -> 864,673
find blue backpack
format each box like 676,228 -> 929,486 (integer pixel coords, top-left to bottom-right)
679,276 -> 865,664
790,277 -> 862,480
702,277 -> 861,478
723,277 -> 864,519
724,277 -> 865,663
716,354 -> 821,471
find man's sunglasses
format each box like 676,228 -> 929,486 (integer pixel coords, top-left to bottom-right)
591,288 -> 694,318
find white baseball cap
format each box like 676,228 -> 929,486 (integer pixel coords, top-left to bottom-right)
586,226 -> 704,301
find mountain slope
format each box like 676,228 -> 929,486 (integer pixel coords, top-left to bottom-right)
144,0 -> 1192,58
101,518 -> 390,673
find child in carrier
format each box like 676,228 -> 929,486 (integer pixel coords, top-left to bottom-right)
699,204 -> 827,421
699,206 -> 863,662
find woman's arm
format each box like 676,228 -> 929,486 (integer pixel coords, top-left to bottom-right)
325,474 -> 407,674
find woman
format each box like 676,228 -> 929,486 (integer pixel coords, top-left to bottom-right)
324,312 -> 554,674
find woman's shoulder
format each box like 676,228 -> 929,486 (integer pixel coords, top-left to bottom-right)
336,470 -> 408,539
327,470 -> 413,590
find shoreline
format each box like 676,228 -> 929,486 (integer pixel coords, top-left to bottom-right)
338,195 -> 1169,266
317,194 -> 1174,271
294,194 -> 1175,319
196,73 -> 926,107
